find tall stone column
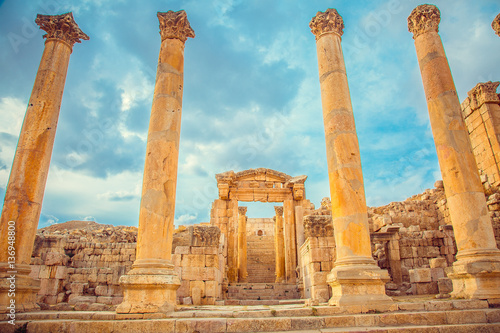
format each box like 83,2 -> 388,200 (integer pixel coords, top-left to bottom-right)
274,206 -> 286,283
493,14 -> 500,37
117,10 -> 194,313
310,8 -> 392,307
0,13 -> 88,313
409,4 -> 500,299
237,207 -> 248,282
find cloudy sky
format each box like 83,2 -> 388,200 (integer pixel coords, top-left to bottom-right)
0,0 -> 499,228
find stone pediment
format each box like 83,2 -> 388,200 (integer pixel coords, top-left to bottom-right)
216,168 -> 291,184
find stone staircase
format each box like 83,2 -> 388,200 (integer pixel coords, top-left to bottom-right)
3,298 -> 500,332
226,283 -> 300,305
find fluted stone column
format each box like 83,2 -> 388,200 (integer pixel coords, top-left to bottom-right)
0,13 -> 88,313
310,8 -> 392,307
493,14 -> 500,37
237,207 -> 248,282
409,4 -> 500,299
274,206 -> 286,283
117,10 -> 194,314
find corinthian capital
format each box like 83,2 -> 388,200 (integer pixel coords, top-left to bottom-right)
274,206 -> 283,216
468,81 -> 500,110
309,8 -> 344,39
238,206 -> 247,216
157,10 -> 195,42
493,13 -> 500,37
35,12 -> 89,46
408,4 -> 440,39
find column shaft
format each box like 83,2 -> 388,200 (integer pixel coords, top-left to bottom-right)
409,4 -> 500,299
310,8 -> 392,307
0,13 -> 87,313
274,206 -> 285,283
117,10 -> 194,313
237,207 -> 248,282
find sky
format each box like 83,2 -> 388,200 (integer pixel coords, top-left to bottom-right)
0,0 -> 499,228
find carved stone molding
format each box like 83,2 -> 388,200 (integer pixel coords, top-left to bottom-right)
408,4 -> 440,39
493,13 -> 500,37
274,206 -> 284,216
310,8 -> 344,39
157,10 -> 195,42
191,226 -> 220,247
35,12 -> 89,46
238,206 -> 247,216
303,215 -> 334,238
467,81 -> 500,110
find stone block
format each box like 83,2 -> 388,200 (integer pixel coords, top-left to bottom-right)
45,252 -> 68,266
39,266 -> 51,279
429,257 -> 447,268
190,280 -> 205,298
410,268 -> 432,283
205,280 -> 217,298
415,282 -> 438,295
181,254 -> 205,267
431,267 -> 445,281
175,246 -> 190,254
438,277 -> 453,294
205,254 -> 219,268
192,287 -> 202,306
95,285 -> 108,296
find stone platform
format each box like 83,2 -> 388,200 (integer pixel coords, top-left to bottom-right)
1,297 -> 500,332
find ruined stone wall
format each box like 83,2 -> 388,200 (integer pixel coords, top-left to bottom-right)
246,218 -> 275,283
299,215 -> 335,303
30,222 -> 225,309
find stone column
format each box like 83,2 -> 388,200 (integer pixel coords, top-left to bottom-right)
408,4 -> 500,299
283,199 -> 297,283
117,10 -> 194,314
237,207 -> 248,282
493,13 -> 500,37
310,8 -> 392,307
274,206 -> 286,283
0,13 -> 88,313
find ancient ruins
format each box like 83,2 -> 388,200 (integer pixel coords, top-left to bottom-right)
1,4 -> 500,333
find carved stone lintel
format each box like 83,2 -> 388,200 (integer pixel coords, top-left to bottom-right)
157,10 -> 195,42
408,4 -> 440,39
35,12 -> 89,46
274,206 -> 284,216
468,81 -> 500,110
238,206 -> 247,216
493,13 -> 500,37
309,8 -> 344,39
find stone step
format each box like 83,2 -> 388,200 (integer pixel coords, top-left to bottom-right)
4,307 -> 499,333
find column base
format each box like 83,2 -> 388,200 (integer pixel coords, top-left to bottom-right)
446,251 -> 500,299
116,261 -> 180,314
327,263 -> 393,307
0,263 -> 40,313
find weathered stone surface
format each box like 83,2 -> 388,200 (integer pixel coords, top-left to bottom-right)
409,3 -> 500,299
0,12 -> 88,314
311,7 -> 392,307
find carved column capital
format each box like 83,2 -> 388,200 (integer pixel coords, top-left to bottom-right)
274,206 -> 284,216
35,12 -> 89,46
493,13 -> 500,37
238,206 -> 247,216
408,4 -> 440,39
467,81 -> 500,110
157,10 -> 195,42
309,8 -> 344,39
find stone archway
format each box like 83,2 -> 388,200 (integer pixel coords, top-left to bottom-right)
210,168 -> 309,284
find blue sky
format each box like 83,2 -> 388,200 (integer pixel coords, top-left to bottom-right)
0,0 -> 499,228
